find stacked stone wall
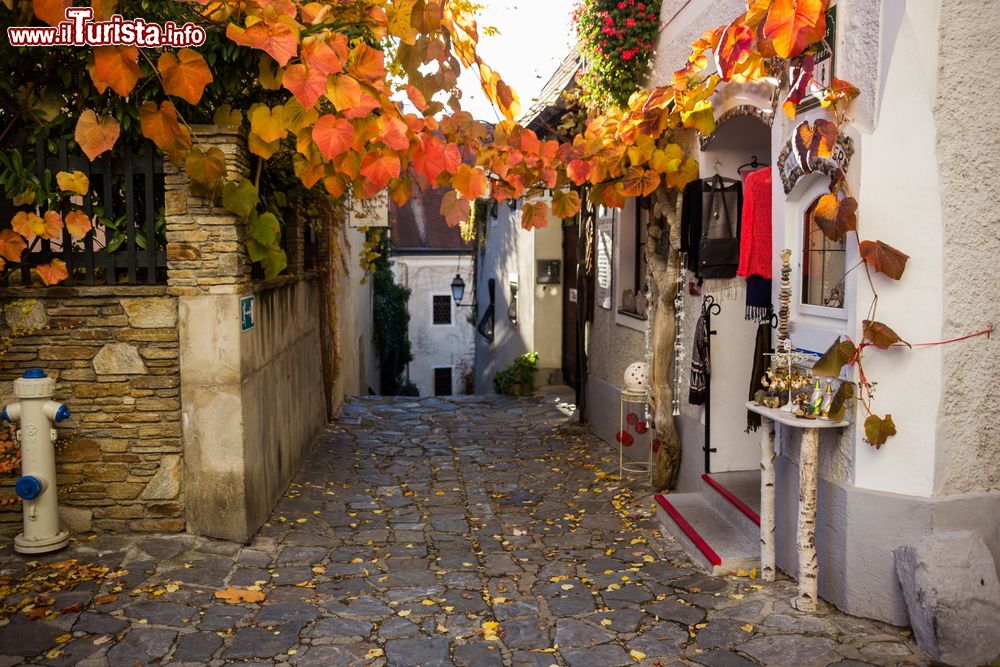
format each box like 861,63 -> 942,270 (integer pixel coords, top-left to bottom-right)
0,287 -> 182,534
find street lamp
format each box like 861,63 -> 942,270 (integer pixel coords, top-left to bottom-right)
451,274 -> 474,307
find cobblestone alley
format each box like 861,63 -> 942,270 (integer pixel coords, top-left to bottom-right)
0,396 -> 927,666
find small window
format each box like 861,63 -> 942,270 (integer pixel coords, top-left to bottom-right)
432,295 -> 452,325
433,367 -> 453,396
802,197 -> 847,308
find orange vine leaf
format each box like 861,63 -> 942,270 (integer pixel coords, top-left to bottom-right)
859,240 -> 909,280
88,46 -> 141,98
810,194 -> 857,242
520,201 -> 550,231
75,110 -> 121,161
762,0 -> 828,59
862,320 -> 910,350
0,229 -> 27,263
36,259 -> 69,286
158,48 -> 214,105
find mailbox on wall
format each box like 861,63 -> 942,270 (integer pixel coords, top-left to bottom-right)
536,260 -> 561,285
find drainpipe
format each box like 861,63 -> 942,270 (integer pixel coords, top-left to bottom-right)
2,369 -> 71,554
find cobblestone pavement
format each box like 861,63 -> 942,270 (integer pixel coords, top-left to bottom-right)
0,395 -> 927,666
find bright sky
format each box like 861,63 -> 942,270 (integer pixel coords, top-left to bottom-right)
456,0 -> 577,122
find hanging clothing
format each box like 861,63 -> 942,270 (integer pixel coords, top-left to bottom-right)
745,275 -> 773,321
698,176 -> 743,279
745,321 -> 772,432
689,314 -> 710,405
737,167 -> 773,280
680,179 -> 703,274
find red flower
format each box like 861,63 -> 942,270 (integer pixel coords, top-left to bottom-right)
625,17 -> 636,27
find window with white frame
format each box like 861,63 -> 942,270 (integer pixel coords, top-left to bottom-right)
614,198 -> 649,329
801,196 -> 846,310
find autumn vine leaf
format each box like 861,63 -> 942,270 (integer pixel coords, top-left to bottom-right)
520,201 -> 550,231
864,414 -> 897,449
436,190 -> 469,229
812,337 -> 857,378
859,240 -> 909,280
56,171 -> 90,196
793,118 -> 838,173
185,147 -> 227,198
762,0 -> 828,59
551,190 -> 582,219
0,230 -> 27,263
88,46 -> 141,98
139,101 -> 191,164
74,111 -> 121,161
36,259 -> 69,286
810,194 -> 857,242
158,49 -> 214,105
862,320 -> 910,349
33,0 -> 69,26
64,211 -> 93,240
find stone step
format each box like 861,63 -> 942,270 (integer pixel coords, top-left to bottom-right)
702,470 -> 761,542
654,492 -> 760,576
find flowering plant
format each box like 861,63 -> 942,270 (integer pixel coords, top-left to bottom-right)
573,0 -> 662,110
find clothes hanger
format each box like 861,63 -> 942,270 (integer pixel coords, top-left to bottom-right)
704,160 -> 739,186
737,155 -> 770,172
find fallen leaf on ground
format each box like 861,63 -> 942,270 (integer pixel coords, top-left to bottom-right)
213,588 -> 266,604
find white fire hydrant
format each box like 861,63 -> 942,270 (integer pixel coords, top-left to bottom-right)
1,369 -> 70,554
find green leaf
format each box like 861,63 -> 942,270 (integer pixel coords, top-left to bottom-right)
827,381 -> 854,422
812,337 -> 857,378
862,320 -> 910,349
246,238 -> 268,262
261,245 -> 288,280
864,414 -> 897,449
222,178 -> 260,219
248,211 -> 280,246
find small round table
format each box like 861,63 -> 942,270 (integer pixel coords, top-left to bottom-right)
618,389 -> 652,483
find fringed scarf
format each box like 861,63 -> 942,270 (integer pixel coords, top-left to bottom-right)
745,321 -> 772,433
745,275 -> 773,321
689,314 -> 709,406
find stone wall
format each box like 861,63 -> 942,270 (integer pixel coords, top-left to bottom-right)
0,287 -> 181,534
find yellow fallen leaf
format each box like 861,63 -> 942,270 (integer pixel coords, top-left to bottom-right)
421,600 -> 436,606
741,624 -> 753,632
492,597 -> 507,604
55,634 -> 72,644
365,648 -> 384,659
45,649 -> 63,659
630,649 -> 647,660
560,584 -> 574,591
731,593 -> 744,599
213,587 -> 266,604
599,619 -> 613,627
443,606 -> 455,613
397,609 -> 411,617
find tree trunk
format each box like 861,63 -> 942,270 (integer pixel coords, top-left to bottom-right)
647,189 -> 683,491
760,417 -> 776,581
794,427 -> 820,611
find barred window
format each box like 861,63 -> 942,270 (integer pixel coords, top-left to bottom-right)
434,367 -> 453,396
432,295 -> 452,325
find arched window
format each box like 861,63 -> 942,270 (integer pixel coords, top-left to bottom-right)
801,196 -> 846,309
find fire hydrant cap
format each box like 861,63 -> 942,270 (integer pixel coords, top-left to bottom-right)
54,404 -> 70,423
15,476 -> 43,500
22,369 -> 47,379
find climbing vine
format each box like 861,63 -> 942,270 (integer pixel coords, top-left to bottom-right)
369,230 -> 413,395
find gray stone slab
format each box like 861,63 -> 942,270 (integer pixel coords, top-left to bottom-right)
106,628 -> 177,666
171,632 -> 223,663
561,643 -> 632,667
737,635 -> 839,666
383,637 -> 453,667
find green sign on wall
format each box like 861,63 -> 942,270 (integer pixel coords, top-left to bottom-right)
240,295 -> 255,332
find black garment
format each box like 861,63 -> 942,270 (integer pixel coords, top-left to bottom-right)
745,322 -> 772,432
689,314 -> 709,405
681,179 -> 703,274
681,177 -> 743,280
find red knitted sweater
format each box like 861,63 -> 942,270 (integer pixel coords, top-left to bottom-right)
737,167 -> 772,280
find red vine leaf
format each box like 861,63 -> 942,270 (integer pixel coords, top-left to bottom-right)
821,77 -> 860,111
762,0 -> 828,59
566,160 -> 591,186
75,111 -> 120,161
282,64 -> 327,110
359,149 -> 401,190
859,240 -> 909,280
812,336 -> 856,378
862,320 -> 910,350
864,413 -> 896,449
226,21 -> 299,67
715,20 -> 756,82
302,33 -> 347,76
782,54 -> 815,119
310,115 -> 353,162
810,194 -> 856,242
